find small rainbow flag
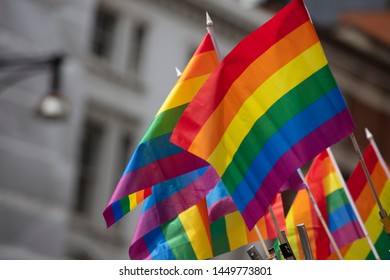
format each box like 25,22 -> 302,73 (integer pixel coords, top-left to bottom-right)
342,144 -> 390,260
171,0 -> 355,230
103,33 -> 219,227
286,150 -> 364,259
130,180 -> 286,260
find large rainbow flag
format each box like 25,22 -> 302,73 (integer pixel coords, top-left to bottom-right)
171,0 -> 355,230
341,143 -> 390,259
103,33 -> 219,227
130,179 -> 286,260
286,150 -> 365,259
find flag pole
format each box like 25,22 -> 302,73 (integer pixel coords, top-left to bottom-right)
206,12 -> 222,61
205,12 -> 273,259
365,128 -> 390,179
365,128 -> 390,234
327,147 -> 380,259
268,205 -> 296,259
349,132 -> 389,228
297,169 -> 344,259
175,67 -> 182,77
254,225 -> 272,259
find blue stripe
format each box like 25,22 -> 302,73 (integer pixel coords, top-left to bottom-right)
206,180 -> 230,208
123,132 -> 183,173
141,166 -> 209,213
328,204 -> 358,232
144,227 -> 175,260
111,200 -> 123,222
231,87 -> 347,212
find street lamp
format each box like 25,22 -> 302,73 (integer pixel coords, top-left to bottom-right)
0,54 -> 68,119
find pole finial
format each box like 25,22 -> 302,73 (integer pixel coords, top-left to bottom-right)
206,12 -> 213,27
175,67 -> 182,77
365,127 -> 373,141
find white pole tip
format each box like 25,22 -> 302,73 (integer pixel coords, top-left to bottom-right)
365,128 -> 373,140
175,67 -> 182,77
206,12 -> 213,27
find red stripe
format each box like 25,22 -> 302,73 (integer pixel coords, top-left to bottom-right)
172,0 -> 309,150
194,33 -> 215,55
347,144 -> 377,200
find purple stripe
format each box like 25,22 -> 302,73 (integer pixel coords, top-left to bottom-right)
103,207 -> 115,228
242,109 -> 354,229
208,196 -> 237,223
279,171 -> 305,192
129,237 -> 152,260
132,167 -> 220,240
331,221 -> 364,251
108,151 -> 209,205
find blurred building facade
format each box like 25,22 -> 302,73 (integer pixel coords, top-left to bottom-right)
0,0 -> 388,260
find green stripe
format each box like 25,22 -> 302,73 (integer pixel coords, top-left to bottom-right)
141,104 -> 187,143
326,188 -> 349,213
222,65 -> 337,193
120,196 -> 130,216
210,218 -> 231,256
367,230 -> 390,260
161,217 -> 197,260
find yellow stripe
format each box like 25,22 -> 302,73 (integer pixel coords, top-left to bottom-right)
323,171 -> 342,196
286,203 -> 303,260
157,74 -> 210,114
178,206 -> 212,259
207,42 -> 328,175
225,212 -> 248,251
129,194 -> 137,211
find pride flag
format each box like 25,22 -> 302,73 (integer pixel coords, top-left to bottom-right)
130,180 -> 285,260
103,33 -> 219,227
342,144 -> 390,260
171,0 -> 355,229
286,150 -> 364,259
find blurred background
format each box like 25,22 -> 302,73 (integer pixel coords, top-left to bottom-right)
0,0 -> 389,260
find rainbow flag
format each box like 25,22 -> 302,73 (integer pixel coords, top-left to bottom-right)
286,150 -> 365,259
103,33 -> 219,227
130,180 -> 286,260
208,182 -> 285,257
286,184 -> 329,260
342,144 -> 390,260
171,0 -> 355,230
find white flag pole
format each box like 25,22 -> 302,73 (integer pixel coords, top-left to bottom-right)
206,12 -> 222,61
327,147 -> 380,259
297,168 -> 344,259
365,128 -> 390,179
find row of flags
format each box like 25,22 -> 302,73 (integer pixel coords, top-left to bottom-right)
103,0 -> 390,260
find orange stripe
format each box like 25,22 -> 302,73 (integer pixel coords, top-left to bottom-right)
188,21 -> 319,159
136,190 -> 144,204
178,50 -> 218,82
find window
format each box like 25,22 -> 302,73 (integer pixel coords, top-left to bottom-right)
75,119 -> 104,214
74,104 -> 138,220
127,23 -> 147,73
91,5 -> 118,59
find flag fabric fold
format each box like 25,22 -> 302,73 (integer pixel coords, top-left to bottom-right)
286,150 -> 364,259
103,33 -> 219,227
171,0 -> 355,230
